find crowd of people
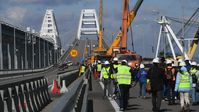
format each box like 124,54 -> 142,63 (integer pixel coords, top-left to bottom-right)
80,57 -> 199,112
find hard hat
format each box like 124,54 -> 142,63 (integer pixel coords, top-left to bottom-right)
152,58 -> 159,63
113,57 -> 118,61
178,59 -> 183,63
104,61 -> 110,65
98,60 -> 101,63
185,57 -> 190,61
122,60 -> 127,63
191,61 -> 197,66
166,60 -> 172,64
179,61 -> 186,67
140,64 -> 145,68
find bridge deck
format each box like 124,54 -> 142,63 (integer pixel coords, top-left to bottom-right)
89,75 -> 199,112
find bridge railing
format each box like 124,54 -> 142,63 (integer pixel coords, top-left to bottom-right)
52,69 -> 89,112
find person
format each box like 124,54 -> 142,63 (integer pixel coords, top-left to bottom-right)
136,63 -> 147,99
116,60 -> 133,111
147,58 -> 165,112
100,61 -> 112,98
196,64 -> 199,104
175,61 -> 192,112
110,57 -> 120,99
185,58 -> 191,71
165,60 -> 176,105
97,60 -> 102,77
190,61 -> 199,105
79,63 -> 86,76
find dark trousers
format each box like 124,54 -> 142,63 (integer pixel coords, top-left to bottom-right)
167,82 -> 175,104
119,84 -> 130,109
152,90 -> 163,111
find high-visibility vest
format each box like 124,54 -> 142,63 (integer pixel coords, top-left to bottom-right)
80,66 -> 85,73
117,65 -> 132,85
101,67 -> 110,79
190,68 -> 197,75
179,72 -> 191,89
112,64 -> 119,79
97,64 -> 102,72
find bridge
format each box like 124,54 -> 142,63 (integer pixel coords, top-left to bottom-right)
0,3 -> 199,112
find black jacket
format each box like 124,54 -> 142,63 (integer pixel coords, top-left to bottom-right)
147,65 -> 166,91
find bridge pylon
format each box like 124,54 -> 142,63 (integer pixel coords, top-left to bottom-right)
77,9 -> 99,40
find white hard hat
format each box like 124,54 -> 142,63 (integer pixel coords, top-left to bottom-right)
152,58 -> 159,63
122,60 -> 127,63
166,60 -> 172,64
179,61 -> 186,67
140,64 -> 145,68
191,61 -> 197,66
98,60 -> 101,63
113,57 -> 118,61
185,57 -> 190,61
104,61 -> 109,65
178,58 -> 183,62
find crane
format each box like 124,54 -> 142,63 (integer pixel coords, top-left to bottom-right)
109,0 -> 143,68
187,28 -> 199,59
106,0 -> 143,56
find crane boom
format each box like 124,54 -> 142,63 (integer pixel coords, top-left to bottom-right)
187,28 -> 199,59
106,0 -> 143,55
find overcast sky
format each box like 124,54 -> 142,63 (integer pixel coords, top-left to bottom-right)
0,0 -> 198,58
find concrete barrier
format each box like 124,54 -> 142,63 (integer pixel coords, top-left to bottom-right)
32,81 -> 42,111
24,83 -> 33,112
0,90 -> 4,112
4,88 -> 12,112
30,82 -> 39,112
44,78 -> 51,103
40,79 -> 48,106
0,77 -> 51,112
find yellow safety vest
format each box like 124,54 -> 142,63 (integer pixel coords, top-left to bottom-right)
117,65 -> 132,85
80,66 -> 85,73
179,72 -> 191,89
97,64 -> 102,72
190,68 -> 197,75
112,64 -> 120,79
101,67 -> 110,79
190,68 -> 199,82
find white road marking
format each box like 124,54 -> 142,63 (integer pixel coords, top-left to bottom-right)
99,81 -> 121,112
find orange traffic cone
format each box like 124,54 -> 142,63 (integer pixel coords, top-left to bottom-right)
51,80 -> 60,95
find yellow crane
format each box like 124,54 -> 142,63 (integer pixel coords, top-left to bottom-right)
187,28 -> 199,59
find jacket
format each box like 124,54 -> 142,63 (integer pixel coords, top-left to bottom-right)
147,65 -> 165,91
174,67 -> 192,92
136,68 -> 147,83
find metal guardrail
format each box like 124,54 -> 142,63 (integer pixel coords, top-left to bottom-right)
52,70 -> 89,112
0,65 -> 54,79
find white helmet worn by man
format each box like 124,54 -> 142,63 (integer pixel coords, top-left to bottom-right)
152,58 -> 159,63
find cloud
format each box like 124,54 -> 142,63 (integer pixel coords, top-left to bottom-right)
5,7 -> 27,24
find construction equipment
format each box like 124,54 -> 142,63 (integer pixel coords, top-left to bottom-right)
93,0 -> 112,63
106,0 -> 143,56
156,7 -> 199,60
187,28 -> 199,59
110,0 -> 143,68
